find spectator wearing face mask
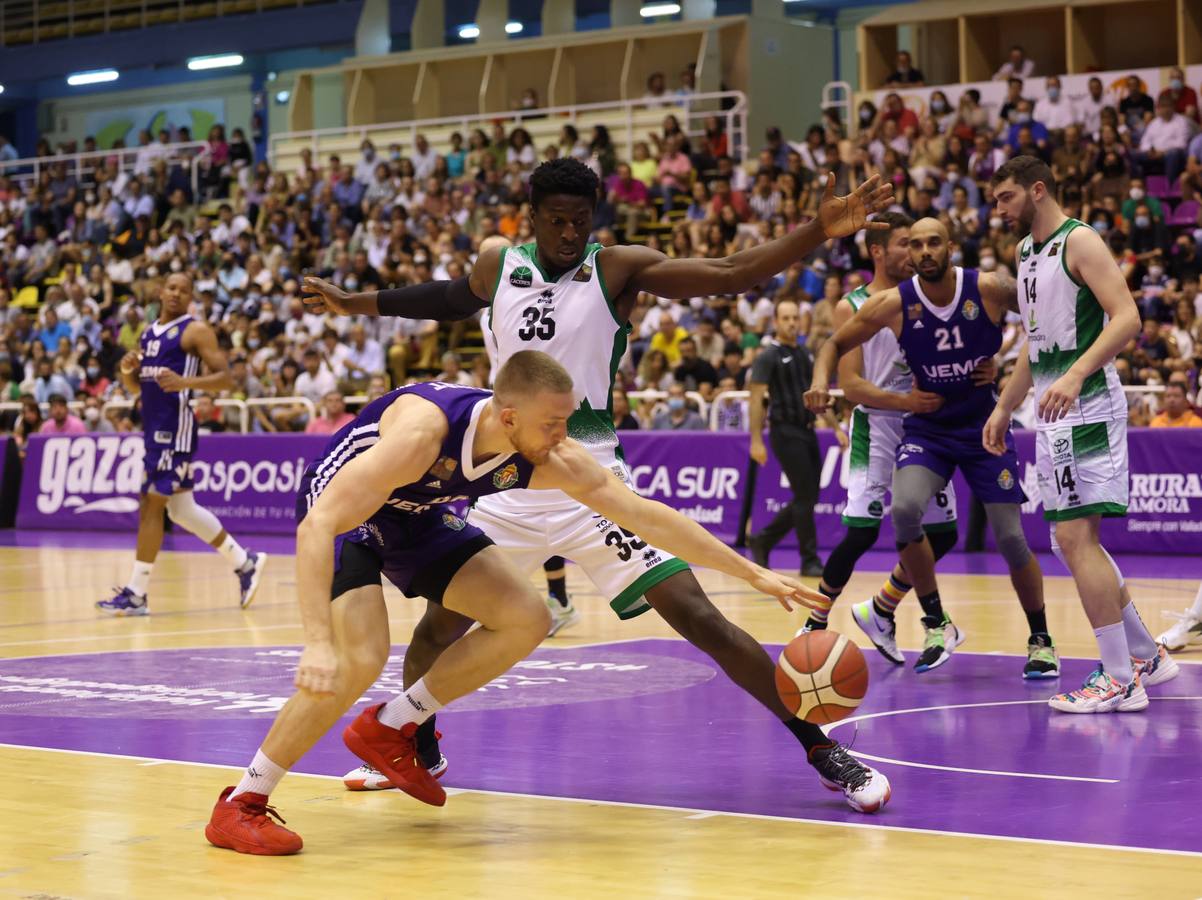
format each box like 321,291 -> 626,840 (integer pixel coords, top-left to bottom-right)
1137,96 -> 1192,184
885,51 -> 925,87
1170,235 -> 1202,283
1121,179 -> 1163,223
993,45 -> 1035,81
79,355 -> 111,398
1033,77 -> 1077,132
1158,67 -> 1199,123
652,384 -> 706,431
1138,255 -> 1170,320
1004,100 -> 1049,153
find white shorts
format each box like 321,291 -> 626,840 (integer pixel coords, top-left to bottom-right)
468,490 -> 686,620
1035,417 -> 1129,522
843,408 -> 957,532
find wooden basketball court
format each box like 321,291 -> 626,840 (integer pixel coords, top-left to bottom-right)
1,539 -> 1199,898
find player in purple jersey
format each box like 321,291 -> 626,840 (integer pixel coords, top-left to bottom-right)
96,273 -> 266,616
205,351 -> 821,855
807,219 -> 1058,678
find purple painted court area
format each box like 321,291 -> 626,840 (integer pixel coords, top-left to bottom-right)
2,641 -> 1200,853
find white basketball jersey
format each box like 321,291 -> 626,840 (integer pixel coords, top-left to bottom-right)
477,242 -> 630,512
845,284 -> 912,417
1015,219 -> 1126,430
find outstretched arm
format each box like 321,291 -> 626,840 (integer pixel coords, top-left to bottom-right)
301,249 -> 499,320
601,175 -> 895,299
805,288 -> 904,413
531,441 -> 824,611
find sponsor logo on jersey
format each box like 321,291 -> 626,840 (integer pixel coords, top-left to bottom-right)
1067,493 -> 1080,504
907,303 -> 923,320
493,463 -> 520,490
154,430 -> 174,444
998,468 -> 1015,490
168,326 -> 179,340
442,513 -> 466,531
537,287 -> 555,304
572,263 -> 593,283
1053,437 -> 1070,454
358,522 -> 385,547
425,480 -> 442,488
867,499 -> 884,518
427,456 -> 458,481
642,547 -> 662,567
1020,243 -> 1032,262
962,299 -> 980,321
1048,242 -> 1060,257
510,266 -> 533,288
1028,308 -> 1038,333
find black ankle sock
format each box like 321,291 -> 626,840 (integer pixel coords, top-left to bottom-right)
918,590 -> 944,621
1025,607 -> 1048,637
415,714 -> 437,749
784,717 -> 833,754
547,575 -> 569,607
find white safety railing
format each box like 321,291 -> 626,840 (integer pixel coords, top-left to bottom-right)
0,395 -> 318,435
820,80 -> 853,134
626,389 -> 709,422
0,141 -> 212,200
270,91 -> 750,172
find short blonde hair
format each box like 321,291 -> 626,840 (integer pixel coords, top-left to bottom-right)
493,350 -> 574,405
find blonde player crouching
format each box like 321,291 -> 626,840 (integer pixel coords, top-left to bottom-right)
204,352 -> 870,855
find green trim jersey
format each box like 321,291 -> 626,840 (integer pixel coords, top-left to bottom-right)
845,284 -> 912,417
486,242 -> 628,460
1015,218 -> 1126,431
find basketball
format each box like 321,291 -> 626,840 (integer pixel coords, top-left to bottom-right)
775,631 -> 869,725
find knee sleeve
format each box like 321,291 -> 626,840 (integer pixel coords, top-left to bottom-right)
165,490 -> 223,543
891,467 -> 945,543
924,527 -> 959,561
823,526 -> 880,590
985,503 -> 1031,570
1049,528 -> 1067,571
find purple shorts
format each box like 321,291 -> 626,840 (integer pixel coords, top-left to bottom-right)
142,447 -> 194,496
296,471 -> 492,603
896,419 -> 1027,505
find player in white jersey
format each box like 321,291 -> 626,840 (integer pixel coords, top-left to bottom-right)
800,212 -> 1000,668
987,156 -> 1178,713
304,158 -> 897,812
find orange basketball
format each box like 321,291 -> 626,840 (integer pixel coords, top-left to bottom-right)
775,630 -> 869,725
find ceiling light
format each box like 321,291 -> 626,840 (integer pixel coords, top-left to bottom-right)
640,3 -> 681,16
67,69 -> 119,86
505,21 -> 523,34
458,24 -> 480,39
187,53 -> 244,71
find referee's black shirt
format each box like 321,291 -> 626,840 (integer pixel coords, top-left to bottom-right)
749,339 -> 816,429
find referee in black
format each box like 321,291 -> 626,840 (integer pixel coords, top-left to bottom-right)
747,298 -> 826,577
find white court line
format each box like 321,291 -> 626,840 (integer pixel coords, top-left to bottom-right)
0,741 -> 1199,860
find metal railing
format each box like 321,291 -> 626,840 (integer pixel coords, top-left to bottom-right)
0,141 -> 212,200
270,90 -> 750,171
0,394 -> 317,435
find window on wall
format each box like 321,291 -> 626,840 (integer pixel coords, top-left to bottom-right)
576,0 -> 610,31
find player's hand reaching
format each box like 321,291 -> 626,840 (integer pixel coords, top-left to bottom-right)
750,435 -> 768,466
901,389 -> 944,414
971,357 -> 1000,386
1039,371 -> 1083,423
302,276 -> 352,315
818,173 -> 896,240
118,351 -> 141,376
747,567 -> 826,613
296,641 -> 339,696
155,369 -> 186,392
982,405 -> 1012,456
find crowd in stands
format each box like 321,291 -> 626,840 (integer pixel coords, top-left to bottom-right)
3,60 -> 1202,454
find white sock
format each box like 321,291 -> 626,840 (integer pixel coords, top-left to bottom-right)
216,534 -> 249,571
377,678 -> 444,730
1095,621 -> 1133,685
230,749 -> 287,799
1190,581 -> 1202,619
1121,601 -> 1158,660
126,561 -> 153,597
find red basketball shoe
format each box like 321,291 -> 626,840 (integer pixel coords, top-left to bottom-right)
205,786 -> 303,855
342,703 -> 447,807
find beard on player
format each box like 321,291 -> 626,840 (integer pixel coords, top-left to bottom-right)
1013,190 -> 1038,238
915,246 -> 950,283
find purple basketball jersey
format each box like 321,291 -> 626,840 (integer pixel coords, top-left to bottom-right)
897,267 -> 1001,426
301,381 -> 536,516
139,314 -> 199,453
